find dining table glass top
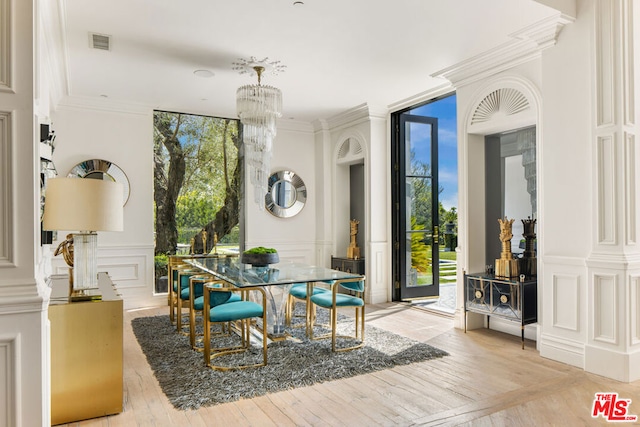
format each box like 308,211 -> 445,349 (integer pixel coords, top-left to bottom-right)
184,256 -> 363,287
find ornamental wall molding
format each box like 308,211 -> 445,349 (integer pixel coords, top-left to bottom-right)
432,13 -> 574,88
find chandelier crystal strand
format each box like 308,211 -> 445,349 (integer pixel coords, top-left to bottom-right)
235,61 -> 283,208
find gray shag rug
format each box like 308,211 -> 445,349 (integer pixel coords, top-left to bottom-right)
131,304 -> 448,410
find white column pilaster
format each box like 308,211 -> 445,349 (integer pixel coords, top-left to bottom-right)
586,0 -> 640,382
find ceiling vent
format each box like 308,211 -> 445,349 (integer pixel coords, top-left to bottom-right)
90,33 -> 111,51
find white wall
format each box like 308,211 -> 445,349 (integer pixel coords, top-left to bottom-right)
49,103 -> 157,309
245,121 -> 317,264
537,0 -> 592,368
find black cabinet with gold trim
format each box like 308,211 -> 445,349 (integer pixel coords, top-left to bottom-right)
331,256 -> 365,274
463,272 -> 537,349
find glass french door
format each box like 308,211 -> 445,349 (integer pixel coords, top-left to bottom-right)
392,113 -> 439,300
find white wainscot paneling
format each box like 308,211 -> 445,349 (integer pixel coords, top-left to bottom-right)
625,134 -> 636,245
553,274 -> 580,331
0,0 -> 10,92
593,273 -> 617,344
632,275 -> 640,345
252,242 -> 315,266
0,334 -> 16,427
98,252 -> 147,289
367,241 -> 389,304
52,245 -> 153,289
596,135 -> 617,245
539,258 -> 587,368
51,245 -> 155,309
0,112 -> 13,269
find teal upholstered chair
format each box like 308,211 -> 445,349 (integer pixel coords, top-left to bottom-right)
175,268 -> 203,333
189,279 -> 241,350
309,277 -> 366,352
285,282 -> 329,336
203,284 -> 268,370
168,259 -> 191,323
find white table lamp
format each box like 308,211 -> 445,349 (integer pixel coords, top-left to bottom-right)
43,177 -> 123,298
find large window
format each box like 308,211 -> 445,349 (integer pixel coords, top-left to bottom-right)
153,111 -> 242,263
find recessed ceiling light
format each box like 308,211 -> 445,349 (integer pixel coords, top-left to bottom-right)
293,1 -> 304,5
193,69 -> 215,78
100,94 -> 108,98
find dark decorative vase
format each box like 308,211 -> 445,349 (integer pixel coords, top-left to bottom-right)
240,252 -> 279,267
519,217 -> 537,277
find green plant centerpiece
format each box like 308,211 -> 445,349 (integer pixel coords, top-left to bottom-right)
241,246 -> 279,267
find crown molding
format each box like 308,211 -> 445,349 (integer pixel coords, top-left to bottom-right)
323,103 -> 388,131
326,103 -> 370,129
388,82 -> 454,113
432,13 -> 574,88
56,94 -> 152,115
277,118 -> 314,133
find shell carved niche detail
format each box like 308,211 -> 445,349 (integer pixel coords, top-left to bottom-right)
471,88 -> 530,125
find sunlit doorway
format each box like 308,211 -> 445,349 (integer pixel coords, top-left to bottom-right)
391,94 -> 458,313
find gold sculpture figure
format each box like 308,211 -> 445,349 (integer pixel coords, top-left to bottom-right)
54,233 -> 75,290
213,232 -> 218,254
201,229 -> 207,254
495,217 -> 519,278
54,234 -> 74,267
347,219 -> 361,259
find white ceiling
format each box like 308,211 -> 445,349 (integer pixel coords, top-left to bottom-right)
60,0 -> 559,123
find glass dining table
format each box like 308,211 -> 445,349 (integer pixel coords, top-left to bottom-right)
184,256 -> 364,338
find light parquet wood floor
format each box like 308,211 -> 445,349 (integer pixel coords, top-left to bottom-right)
58,303 -> 640,427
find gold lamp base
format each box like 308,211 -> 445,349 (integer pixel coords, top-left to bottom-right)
57,236 -> 102,302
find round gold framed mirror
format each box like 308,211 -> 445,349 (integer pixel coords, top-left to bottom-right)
68,159 -> 130,206
265,170 -> 306,218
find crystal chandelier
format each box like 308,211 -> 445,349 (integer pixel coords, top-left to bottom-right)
234,57 -> 284,208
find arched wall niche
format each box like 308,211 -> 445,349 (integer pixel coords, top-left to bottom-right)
458,75 -> 542,332
332,131 -> 367,260
455,74 -> 544,340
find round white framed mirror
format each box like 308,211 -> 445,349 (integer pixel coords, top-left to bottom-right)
68,159 -> 131,206
265,170 -> 306,218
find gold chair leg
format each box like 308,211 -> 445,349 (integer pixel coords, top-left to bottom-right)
203,307 -> 211,365
331,307 -> 337,352
189,305 -> 198,347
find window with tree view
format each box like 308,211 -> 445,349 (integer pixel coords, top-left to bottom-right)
153,111 -> 242,287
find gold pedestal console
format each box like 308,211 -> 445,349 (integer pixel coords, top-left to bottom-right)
49,272 -> 123,425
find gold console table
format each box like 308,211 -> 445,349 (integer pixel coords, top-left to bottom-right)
49,272 -> 123,425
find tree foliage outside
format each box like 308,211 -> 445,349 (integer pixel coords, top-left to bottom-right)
153,111 -> 241,256
410,217 -> 430,273
408,153 -> 457,277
